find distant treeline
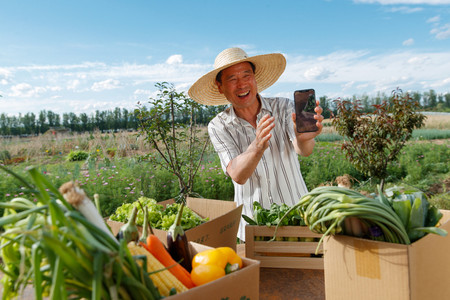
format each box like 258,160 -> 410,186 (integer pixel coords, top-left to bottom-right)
1,89 -> 449,137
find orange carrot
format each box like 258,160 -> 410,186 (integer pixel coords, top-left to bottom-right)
144,234 -> 195,288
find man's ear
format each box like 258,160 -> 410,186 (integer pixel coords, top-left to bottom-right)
216,81 -> 224,94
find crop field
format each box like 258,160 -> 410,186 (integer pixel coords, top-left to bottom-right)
1,114 -> 449,216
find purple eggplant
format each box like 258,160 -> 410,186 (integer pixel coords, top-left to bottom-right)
167,202 -> 192,272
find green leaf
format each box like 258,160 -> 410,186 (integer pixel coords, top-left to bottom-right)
425,205 -> 443,227
391,199 -> 411,229
413,226 -> 447,237
242,214 -> 257,225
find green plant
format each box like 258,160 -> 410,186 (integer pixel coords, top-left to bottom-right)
135,82 -> 210,199
299,142 -> 363,189
106,147 -> 116,157
193,158 -> 234,201
66,150 -> 89,161
332,89 -> 426,191
0,149 -> 11,163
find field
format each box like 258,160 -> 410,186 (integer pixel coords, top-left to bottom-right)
1,114 -> 449,217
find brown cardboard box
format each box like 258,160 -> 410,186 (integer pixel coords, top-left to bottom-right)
323,210 -> 450,300
245,225 -> 324,269
167,242 -> 260,300
107,197 -> 243,250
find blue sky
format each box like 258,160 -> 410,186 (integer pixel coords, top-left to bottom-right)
1,0 -> 450,116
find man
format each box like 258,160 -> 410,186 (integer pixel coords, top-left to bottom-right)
188,47 -> 323,241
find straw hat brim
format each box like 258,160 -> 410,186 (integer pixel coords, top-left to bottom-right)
188,53 -> 286,106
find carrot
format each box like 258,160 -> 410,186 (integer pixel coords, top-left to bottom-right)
144,234 -> 195,288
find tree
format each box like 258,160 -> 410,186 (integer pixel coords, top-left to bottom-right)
319,96 -> 331,118
444,93 -> 450,109
135,82 -> 210,198
80,113 -> 89,132
332,88 -> 425,191
22,113 -> 36,134
38,110 -> 48,134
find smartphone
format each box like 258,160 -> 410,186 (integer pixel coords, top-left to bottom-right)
294,89 -> 319,133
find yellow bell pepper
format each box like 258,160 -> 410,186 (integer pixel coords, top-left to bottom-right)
191,247 -> 243,286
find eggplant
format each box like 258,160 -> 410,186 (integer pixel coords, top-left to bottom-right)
116,206 -> 139,243
167,202 -> 192,272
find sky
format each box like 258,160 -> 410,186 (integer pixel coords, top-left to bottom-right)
1,0 -> 450,117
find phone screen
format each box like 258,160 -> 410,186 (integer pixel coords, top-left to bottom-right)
294,89 -> 319,133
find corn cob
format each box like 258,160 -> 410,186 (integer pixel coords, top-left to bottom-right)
127,242 -> 188,297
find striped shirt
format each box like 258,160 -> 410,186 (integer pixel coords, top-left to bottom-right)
208,96 -> 309,241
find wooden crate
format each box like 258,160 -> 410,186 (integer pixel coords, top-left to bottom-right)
245,225 -> 324,270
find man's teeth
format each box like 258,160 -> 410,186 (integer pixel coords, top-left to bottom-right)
238,91 -> 249,97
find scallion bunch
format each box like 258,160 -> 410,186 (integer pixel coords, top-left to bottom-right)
0,166 -> 162,300
273,186 -> 447,254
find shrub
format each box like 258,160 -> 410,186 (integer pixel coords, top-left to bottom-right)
66,150 -> 89,161
0,150 -> 11,163
332,89 -> 425,191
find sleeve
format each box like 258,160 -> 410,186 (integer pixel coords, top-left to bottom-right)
208,118 -> 241,176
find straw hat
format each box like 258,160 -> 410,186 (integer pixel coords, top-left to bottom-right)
188,47 -> 286,106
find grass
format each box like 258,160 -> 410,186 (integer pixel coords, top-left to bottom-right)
1,115 -> 449,215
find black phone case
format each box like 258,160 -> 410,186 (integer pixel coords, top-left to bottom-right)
294,89 -> 319,133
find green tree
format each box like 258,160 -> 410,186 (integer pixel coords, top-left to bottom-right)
444,93 -> 450,108
80,113 -> 89,131
135,82 -> 210,198
332,89 -> 425,191
22,112 -> 36,134
319,96 -> 331,118
38,110 -> 48,134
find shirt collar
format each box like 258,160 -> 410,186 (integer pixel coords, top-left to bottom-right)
224,94 -> 273,124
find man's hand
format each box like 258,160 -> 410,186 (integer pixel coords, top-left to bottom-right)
226,114 -> 274,184
252,114 -> 275,152
291,101 -> 324,156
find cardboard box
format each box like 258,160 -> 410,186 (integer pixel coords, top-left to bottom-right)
245,225 -> 324,269
323,210 -> 450,300
107,197 -> 242,250
166,242 -> 260,300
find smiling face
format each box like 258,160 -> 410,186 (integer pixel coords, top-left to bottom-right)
216,62 -> 259,110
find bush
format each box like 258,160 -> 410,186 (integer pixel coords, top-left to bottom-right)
0,150 -> 11,163
332,89 -> 425,191
66,150 -> 89,161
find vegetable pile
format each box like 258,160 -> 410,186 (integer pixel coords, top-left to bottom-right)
0,167 -> 163,300
0,166 -> 243,299
242,202 -> 306,227
274,185 -> 447,254
109,197 -> 208,231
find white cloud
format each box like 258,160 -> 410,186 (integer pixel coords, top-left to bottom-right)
281,50 -> 450,97
304,66 -> 334,80
407,55 -> 430,64
355,0 -> 450,4
68,79 -> 81,91
91,79 -> 121,92
403,38 -> 415,46
134,89 -> 150,96
428,77 -> 450,88
427,15 -> 441,23
387,6 -> 423,12
342,81 -> 356,91
1,79 -> 8,85
9,83 -> 46,98
166,54 -> 183,64
15,62 -> 106,72
2,48 -> 450,116
47,86 -> 63,92
431,23 -> 450,39
0,68 -> 11,78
